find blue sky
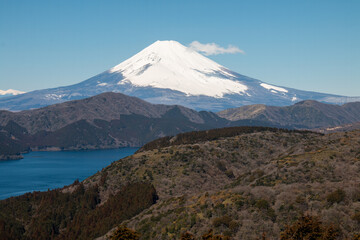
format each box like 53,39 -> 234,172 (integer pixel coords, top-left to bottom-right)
0,0 -> 359,96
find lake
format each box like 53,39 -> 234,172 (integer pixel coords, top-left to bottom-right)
0,148 -> 138,200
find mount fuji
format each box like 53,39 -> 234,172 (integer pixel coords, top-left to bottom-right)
0,40 -> 358,111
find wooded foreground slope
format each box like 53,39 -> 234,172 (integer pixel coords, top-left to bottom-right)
90,127 -> 360,239
0,182 -> 157,240
2,127 -> 360,239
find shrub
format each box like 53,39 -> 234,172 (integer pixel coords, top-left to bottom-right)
212,215 -> 239,234
353,233 -> 360,240
255,199 -> 270,210
225,170 -> 235,179
280,215 -> 338,240
255,199 -> 276,221
181,231 -> 196,240
108,225 -> 140,240
213,215 -> 233,228
201,229 -> 230,240
326,189 -> 346,205
216,161 -> 227,172
352,212 -> 360,223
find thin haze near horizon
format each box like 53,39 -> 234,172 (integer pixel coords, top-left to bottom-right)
0,0 -> 359,97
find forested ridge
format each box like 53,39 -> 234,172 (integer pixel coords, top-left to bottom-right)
0,182 -> 157,240
94,128 -> 360,239
2,126 -> 360,239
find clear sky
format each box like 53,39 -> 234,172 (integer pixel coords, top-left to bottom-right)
0,0 -> 359,96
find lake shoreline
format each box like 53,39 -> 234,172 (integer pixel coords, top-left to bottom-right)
0,154 -> 23,161
0,147 -> 138,200
0,145 -> 142,161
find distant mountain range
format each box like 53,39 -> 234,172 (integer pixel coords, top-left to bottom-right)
0,40 -> 359,111
314,122 -> 360,134
217,100 -> 360,129
1,92 -> 360,160
0,92 -> 275,160
0,89 -> 25,98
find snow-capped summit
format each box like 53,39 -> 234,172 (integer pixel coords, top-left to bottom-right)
0,89 -> 25,96
0,40 -> 358,111
109,40 -> 247,97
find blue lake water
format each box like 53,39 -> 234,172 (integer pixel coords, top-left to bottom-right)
0,148 -> 138,200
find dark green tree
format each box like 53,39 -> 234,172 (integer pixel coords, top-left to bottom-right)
108,225 -> 140,240
280,215 -> 338,240
181,231 -> 196,240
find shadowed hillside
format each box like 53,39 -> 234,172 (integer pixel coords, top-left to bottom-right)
2,92 -> 359,160
0,93 -> 278,160
0,182 -> 157,240
218,100 -> 360,129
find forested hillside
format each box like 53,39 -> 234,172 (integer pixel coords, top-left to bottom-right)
92,128 -> 360,239
2,127 -> 360,239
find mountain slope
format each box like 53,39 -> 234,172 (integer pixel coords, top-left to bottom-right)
218,100 -> 360,129
0,92 -> 249,159
2,92 -> 360,160
0,92 -> 207,134
96,128 -> 360,239
315,121 -> 360,133
0,181 -> 158,240
3,127 -> 360,239
0,89 -> 25,98
1,40 -> 358,111
110,40 -> 248,97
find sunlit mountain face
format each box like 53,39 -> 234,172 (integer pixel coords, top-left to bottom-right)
0,40 -> 358,111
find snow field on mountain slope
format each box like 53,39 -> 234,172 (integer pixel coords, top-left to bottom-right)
109,40 -> 248,97
0,89 -> 25,95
